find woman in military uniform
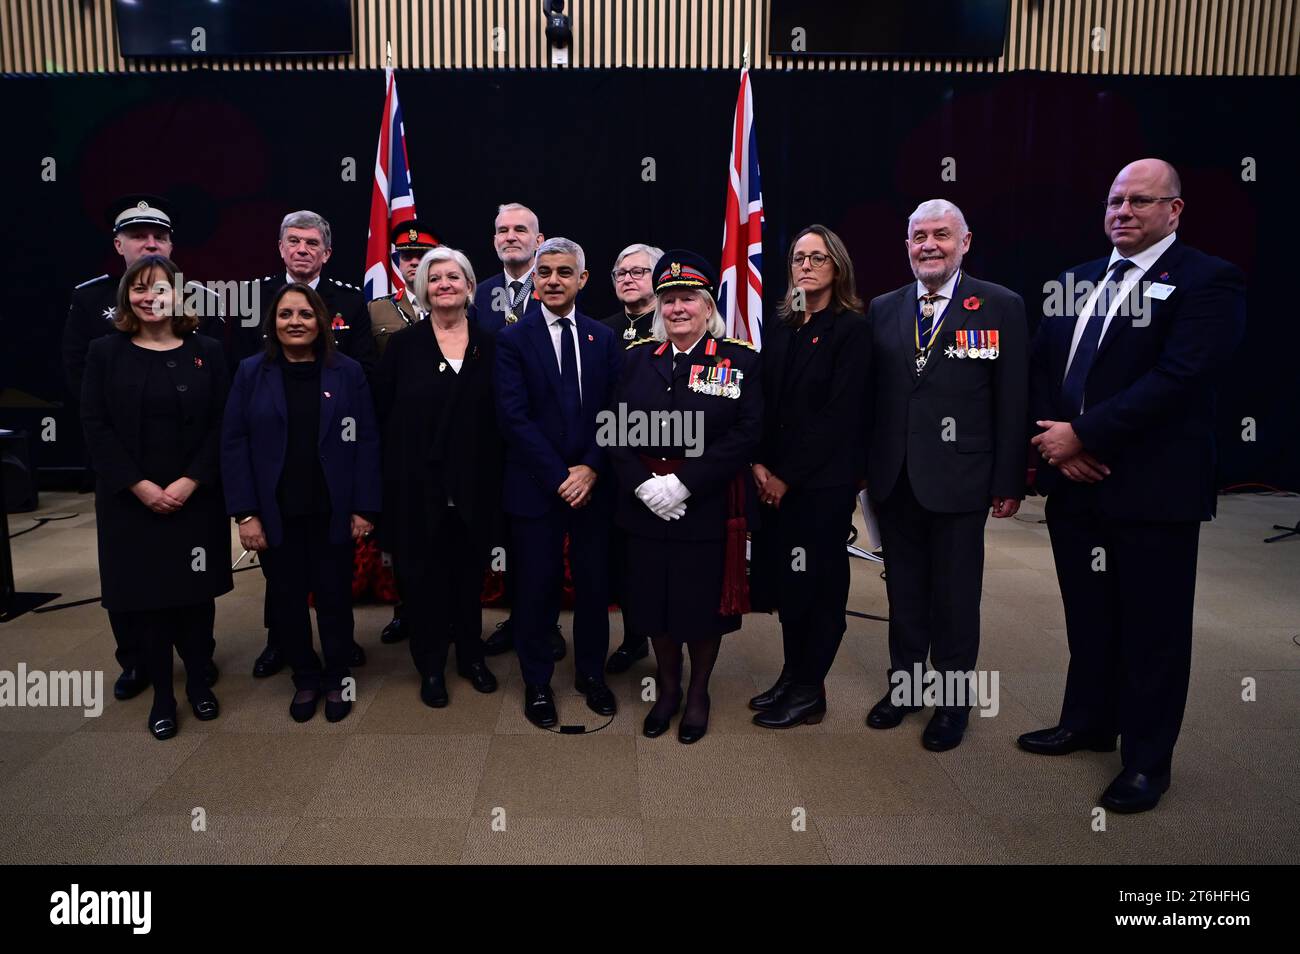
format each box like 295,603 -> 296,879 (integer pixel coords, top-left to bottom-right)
608,251 -> 762,743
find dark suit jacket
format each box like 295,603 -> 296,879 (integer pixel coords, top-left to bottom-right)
471,271 -> 542,335
495,309 -> 621,518
373,318 -> 504,576
232,275 -> 377,379
864,274 -> 1029,512
758,308 -> 868,490
1029,240 -> 1247,521
221,351 -> 382,548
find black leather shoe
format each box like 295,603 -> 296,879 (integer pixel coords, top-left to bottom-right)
575,672 -> 617,716
114,668 -> 150,701
253,646 -> 284,679
1100,769 -> 1170,814
420,675 -> 449,708
148,710 -> 177,741
456,661 -> 497,694
349,642 -> 367,667
188,690 -> 220,721
749,668 -> 795,711
380,615 -> 406,644
1017,725 -> 1118,755
523,684 -> 558,729
483,619 -> 514,656
866,691 -> 921,729
605,638 -> 649,674
203,659 -> 219,688
289,689 -> 320,723
922,707 -> 970,752
642,697 -> 681,738
324,691 -> 352,723
753,683 -> 826,729
549,625 -> 567,662
678,696 -> 710,744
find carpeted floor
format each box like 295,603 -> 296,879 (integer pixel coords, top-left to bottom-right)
1,490 -> 1297,864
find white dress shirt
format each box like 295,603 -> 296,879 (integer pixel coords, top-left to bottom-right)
542,304 -> 583,401
1064,231 -> 1177,375
286,273 -> 321,290
671,334 -> 707,359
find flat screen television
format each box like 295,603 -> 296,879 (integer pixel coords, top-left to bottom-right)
114,0 -> 354,57
768,0 -> 1010,59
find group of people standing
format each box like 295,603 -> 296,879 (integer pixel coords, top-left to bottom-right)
68,155 -> 1244,815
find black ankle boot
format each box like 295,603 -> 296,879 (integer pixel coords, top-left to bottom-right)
748,667 -> 794,711
753,683 -> 826,729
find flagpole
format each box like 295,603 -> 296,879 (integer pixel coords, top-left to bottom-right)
386,40 -> 392,68
742,41 -> 749,70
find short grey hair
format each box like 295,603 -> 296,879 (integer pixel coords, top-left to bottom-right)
906,199 -> 968,239
413,246 -> 477,313
535,236 -> 586,275
613,243 -> 665,274
649,289 -> 726,342
280,210 -> 333,248
495,202 -> 539,233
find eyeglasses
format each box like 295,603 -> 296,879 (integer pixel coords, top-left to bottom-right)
792,252 -> 831,268
611,266 -> 652,281
1105,195 -> 1179,211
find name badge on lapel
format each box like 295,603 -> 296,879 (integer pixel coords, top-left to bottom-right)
1144,282 -> 1175,300
688,364 -> 743,399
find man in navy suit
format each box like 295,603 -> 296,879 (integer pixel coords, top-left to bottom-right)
495,237 -> 623,728
1022,159 -> 1247,813
472,202 -> 545,335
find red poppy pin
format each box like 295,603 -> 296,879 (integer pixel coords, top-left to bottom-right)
587,334 -> 594,342
962,296 -> 983,311
1159,272 -> 1170,281
193,356 -> 203,368
331,314 -> 345,329
812,336 -> 820,344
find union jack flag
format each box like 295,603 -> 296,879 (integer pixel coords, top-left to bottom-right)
717,67 -> 764,349
363,66 -> 418,302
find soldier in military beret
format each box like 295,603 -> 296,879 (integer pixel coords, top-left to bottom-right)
63,194 -> 221,701
369,219 -> 439,360
608,249 -> 763,744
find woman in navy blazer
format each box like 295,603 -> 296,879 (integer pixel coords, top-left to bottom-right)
221,283 -> 381,723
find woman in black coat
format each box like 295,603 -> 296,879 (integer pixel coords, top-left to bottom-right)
609,250 -> 763,744
374,247 -> 503,708
222,283 -> 381,725
81,255 -> 232,740
750,225 -> 869,728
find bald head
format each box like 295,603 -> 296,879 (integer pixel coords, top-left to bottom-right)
1105,158 -> 1184,255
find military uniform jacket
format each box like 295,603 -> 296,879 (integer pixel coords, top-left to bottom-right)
234,275 -> 377,378
864,274 -> 1028,512
609,334 -> 763,541
368,287 -> 422,357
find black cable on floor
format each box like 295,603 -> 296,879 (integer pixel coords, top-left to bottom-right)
8,513 -> 79,539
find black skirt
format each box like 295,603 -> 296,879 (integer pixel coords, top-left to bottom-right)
622,534 -> 740,642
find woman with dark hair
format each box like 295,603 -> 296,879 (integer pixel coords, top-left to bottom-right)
374,247 -> 503,707
750,224 -> 869,728
222,282 -> 381,723
81,255 -> 232,740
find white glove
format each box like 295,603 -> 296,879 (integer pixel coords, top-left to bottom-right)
636,476 -> 687,521
658,473 -> 691,508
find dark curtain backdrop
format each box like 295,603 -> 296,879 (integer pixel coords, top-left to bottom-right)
1,68 -> 1295,489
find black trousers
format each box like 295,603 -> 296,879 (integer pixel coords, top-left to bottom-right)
875,475 -> 988,705
511,504 -> 609,686
771,485 -> 857,685
402,507 -> 486,677
1046,491 -> 1200,777
108,603 -> 215,671
259,515 -> 354,692
112,600 -> 213,707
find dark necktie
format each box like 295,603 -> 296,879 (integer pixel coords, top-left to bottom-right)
509,279 -> 523,301
556,317 -> 581,419
1061,258 -> 1136,413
